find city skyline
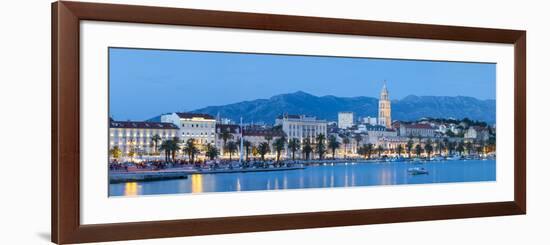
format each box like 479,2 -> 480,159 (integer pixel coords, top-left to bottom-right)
109,47 -> 496,121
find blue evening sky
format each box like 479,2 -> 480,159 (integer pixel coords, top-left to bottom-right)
109,48 -> 496,121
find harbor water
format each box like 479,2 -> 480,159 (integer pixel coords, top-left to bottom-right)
109,159 -> 496,196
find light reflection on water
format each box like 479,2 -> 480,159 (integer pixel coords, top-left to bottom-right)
123,182 -> 138,196
109,160 -> 496,197
191,174 -> 203,193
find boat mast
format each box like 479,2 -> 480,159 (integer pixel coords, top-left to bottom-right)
239,117 -> 244,163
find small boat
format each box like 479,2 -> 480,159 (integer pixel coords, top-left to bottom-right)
430,156 -> 445,161
408,167 -> 429,175
446,155 -> 461,161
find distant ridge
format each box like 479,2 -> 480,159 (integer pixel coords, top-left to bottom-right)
187,91 -> 495,124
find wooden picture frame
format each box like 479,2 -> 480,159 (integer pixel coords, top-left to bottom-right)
51,1 -> 526,244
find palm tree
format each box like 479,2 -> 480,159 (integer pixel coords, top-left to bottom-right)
272,137 -> 286,163
377,144 -> 384,158
220,131 -> 233,155
424,139 -> 434,159
365,143 -> 374,159
127,148 -> 136,162
110,146 -> 122,160
396,144 -> 403,158
151,134 -> 161,154
159,140 -> 171,162
243,140 -> 252,161
450,141 -> 458,156
315,133 -> 326,160
264,135 -> 273,154
457,141 -> 465,156
328,135 -> 341,159
205,143 -> 219,160
475,139 -> 484,155
415,144 -> 423,157
225,141 -> 238,161
465,141 -> 473,156
288,138 -> 300,161
406,139 -> 414,159
302,139 -> 313,160
183,138 -> 199,164
353,134 -> 363,154
258,142 -> 270,161
436,139 -> 444,156
342,136 -> 350,158
169,137 -> 181,162
357,145 -> 367,158
252,146 -> 259,158
443,138 -> 450,156
159,138 -> 180,162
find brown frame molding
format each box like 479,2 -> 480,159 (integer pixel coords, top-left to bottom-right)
52,1 -> 526,244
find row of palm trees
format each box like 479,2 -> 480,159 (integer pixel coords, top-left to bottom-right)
218,133 -> 330,162
112,131 -> 496,163
356,137 -> 495,159
157,137 -> 199,162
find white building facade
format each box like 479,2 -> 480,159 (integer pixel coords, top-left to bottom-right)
338,112 -> 354,129
275,114 -> 327,143
109,119 -> 178,158
161,112 -> 216,147
395,122 -> 437,138
361,116 -> 378,125
464,126 -> 490,141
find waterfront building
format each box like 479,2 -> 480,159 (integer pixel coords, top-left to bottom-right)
275,114 -> 327,143
361,116 -> 378,125
367,125 -> 398,138
372,136 -> 409,151
338,112 -> 354,129
394,122 -> 436,138
378,82 -> 392,129
464,126 -> 490,141
242,125 -> 286,159
215,124 -> 242,155
109,119 -> 178,159
160,112 -> 216,147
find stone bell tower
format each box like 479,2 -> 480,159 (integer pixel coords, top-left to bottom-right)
378,81 -> 392,129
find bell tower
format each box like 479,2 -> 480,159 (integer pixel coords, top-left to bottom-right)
378,81 -> 392,129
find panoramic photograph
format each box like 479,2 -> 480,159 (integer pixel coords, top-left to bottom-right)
108,47 -> 497,197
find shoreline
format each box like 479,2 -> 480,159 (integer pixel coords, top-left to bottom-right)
109,171 -> 189,183
109,158 -> 494,183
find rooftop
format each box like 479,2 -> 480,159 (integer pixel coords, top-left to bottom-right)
276,114 -> 325,122
276,114 -> 302,119
402,123 -> 435,129
110,120 -> 179,130
243,126 -> 286,137
175,112 -> 215,120
470,126 -> 489,131
216,124 -> 241,134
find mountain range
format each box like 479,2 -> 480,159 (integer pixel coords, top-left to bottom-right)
188,91 -> 496,124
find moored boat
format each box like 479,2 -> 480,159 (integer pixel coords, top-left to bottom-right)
446,155 -> 462,161
430,156 -> 445,161
407,167 -> 429,175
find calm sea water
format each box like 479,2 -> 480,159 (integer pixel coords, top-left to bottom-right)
109,159 -> 496,196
